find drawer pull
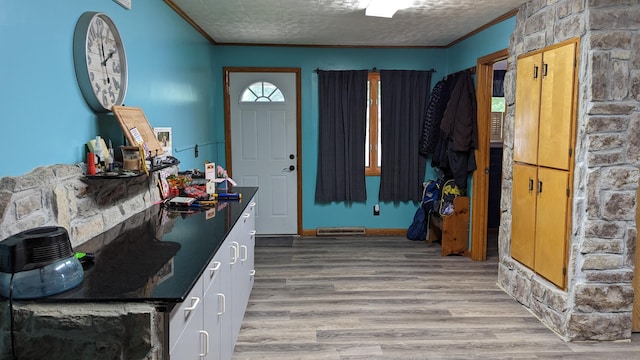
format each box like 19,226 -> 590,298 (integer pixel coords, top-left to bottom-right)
250,230 -> 256,236
209,261 -> 221,278
241,245 -> 248,261
231,242 -> 239,264
250,202 -> 256,208
250,269 -> 256,276
243,213 -> 251,218
184,296 -> 200,312
199,330 -> 209,356
218,293 -> 226,315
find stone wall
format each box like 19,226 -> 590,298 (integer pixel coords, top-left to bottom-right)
0,164 -> 176,247
0,164 -> 177,359
498,0 -> 640,341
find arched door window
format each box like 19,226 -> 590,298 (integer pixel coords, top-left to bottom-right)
240,81 -> 285,102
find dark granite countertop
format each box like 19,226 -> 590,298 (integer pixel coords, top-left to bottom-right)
40,187 -> 257,305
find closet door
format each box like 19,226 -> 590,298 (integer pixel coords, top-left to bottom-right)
534,167 -> 570,288
538,43 -> 576,170
513,53 -> 542,165
510,163 -> 537,268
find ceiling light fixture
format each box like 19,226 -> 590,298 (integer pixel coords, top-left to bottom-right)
364,0 -> 411,18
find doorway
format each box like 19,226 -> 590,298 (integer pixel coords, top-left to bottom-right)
470,49 -> 509,261
223,67 -> 302,235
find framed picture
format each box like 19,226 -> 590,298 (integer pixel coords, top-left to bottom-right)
154,127 -> 172,156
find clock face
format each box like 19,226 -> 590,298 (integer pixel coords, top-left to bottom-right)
73,12 -> 128,112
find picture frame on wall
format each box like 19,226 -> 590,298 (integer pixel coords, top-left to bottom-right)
154,127 -> 172,157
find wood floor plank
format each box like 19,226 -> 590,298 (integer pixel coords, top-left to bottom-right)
233,236 -> 640,359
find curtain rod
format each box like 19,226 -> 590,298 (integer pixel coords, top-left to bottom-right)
447,66 -> 476,77
314,67 -> 436,73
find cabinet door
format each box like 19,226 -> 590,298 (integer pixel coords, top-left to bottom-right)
511,163 -> 538,268
538,43 -> 576,170
514,53 -> 542,164
534,167 -> 569,288
203,252 -> 225,360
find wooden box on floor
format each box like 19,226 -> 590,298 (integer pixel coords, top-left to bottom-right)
427,196 -> 470,256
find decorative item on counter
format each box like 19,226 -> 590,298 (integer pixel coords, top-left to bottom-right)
212,165 -> 237,194
121,146 -> 141,171
205,162 -> 216,181
138,145 -> 149,175
158,169 -> 171,199
107,139 -> 115,172
87,152 -> 96,175
94,136 -> 104,167
86,136 -> 110,173
153,127 -> 172,157
166,174 -> 190,197
205,162 -> 216,195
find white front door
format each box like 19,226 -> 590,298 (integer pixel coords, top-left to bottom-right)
227,70 -> 299,235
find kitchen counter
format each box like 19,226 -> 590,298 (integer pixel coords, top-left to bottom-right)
46,187 -> 258,304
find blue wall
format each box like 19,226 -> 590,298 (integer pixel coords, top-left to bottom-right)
0,0 -> 216,177
1,1 -> 514,232
211,46 -> 447,230
447,17 -> 516,72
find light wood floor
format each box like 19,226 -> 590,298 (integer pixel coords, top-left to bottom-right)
233,236 -> 640,359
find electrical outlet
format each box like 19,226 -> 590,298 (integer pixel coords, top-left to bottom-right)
373,204 -> 380,216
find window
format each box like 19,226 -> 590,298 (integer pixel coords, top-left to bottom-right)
491,96 -> 505,143
240,81 -> 285,102
365,72 -> 381,176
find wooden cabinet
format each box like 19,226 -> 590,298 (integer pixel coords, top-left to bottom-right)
514,43 -> 576,170
428,196 -> 470,256
170,197 -> 256,359
511,39 -> 578,289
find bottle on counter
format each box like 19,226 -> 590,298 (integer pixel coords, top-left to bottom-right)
94,136 -> 104,172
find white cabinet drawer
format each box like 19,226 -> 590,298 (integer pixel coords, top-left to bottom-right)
203,252 -> 223,296
169,275 -> 204,353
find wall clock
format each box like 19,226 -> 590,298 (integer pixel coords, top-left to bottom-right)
73,12 -> 128,113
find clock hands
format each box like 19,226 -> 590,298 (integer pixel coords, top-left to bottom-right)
102,51 -> 115,66
99,36 -> 112,84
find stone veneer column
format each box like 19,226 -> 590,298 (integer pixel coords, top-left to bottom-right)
498,0 -> 640,341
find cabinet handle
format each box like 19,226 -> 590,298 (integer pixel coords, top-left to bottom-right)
250,201 -> 256,208
241,245 -> 248,261
199,330 -> 209,357
542,63 -> 548,77
217,293 -> 226,315
528,178 -> 534,192
231,242 -> 239,264
538,180 -> 543,194
209,261 -> 221,278
184,296 -> 200,312
250,269 -> 256,276
250,230 -> 256,237
533,65 -> 539,79
243,213 -> 251,219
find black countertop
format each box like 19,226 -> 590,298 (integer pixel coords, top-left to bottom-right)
41,187 -> 257,305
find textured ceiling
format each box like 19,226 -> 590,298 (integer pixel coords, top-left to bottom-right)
166,0 -> 527,47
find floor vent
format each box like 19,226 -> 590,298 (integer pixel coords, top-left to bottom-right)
316,227 -> 366,236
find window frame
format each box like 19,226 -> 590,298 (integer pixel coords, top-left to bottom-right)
365,72 -> 381,176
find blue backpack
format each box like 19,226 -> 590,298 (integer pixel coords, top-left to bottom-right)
407,179 -> 441,241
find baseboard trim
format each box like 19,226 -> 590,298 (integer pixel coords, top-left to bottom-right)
301,228 -> 406,236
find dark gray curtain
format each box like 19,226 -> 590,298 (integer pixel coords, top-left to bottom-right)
493,70 -> 506,97
315,70 -> 368,202
379,70 -> 432,202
